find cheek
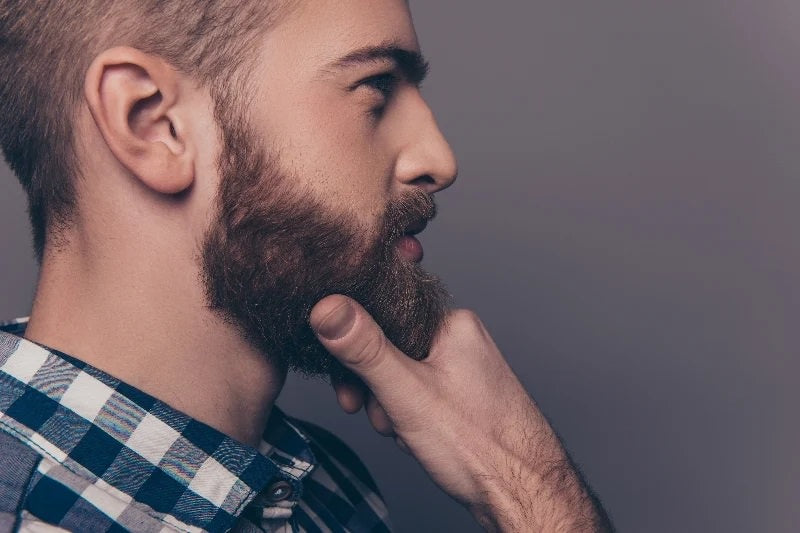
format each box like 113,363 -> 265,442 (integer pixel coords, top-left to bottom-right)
257,90 -> 395,221
298,147 -> 393,225
316,147 -> 390,211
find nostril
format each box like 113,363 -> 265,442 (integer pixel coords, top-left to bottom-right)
412,175 -> 436,186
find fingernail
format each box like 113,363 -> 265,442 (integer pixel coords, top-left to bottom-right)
315,301 -> 356,340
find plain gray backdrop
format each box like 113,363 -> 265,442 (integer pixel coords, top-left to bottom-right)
1,1 -> 798,531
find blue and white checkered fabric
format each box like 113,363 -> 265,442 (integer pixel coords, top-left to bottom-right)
0,319 -> 391,532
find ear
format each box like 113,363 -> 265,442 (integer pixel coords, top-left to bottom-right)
84,46 -> 194,195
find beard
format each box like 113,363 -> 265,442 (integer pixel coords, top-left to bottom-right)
199,105 -> 450,381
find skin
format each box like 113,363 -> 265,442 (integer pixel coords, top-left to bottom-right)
23,0 -> 609,530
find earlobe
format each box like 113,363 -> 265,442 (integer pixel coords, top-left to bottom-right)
84,46 -> 194,195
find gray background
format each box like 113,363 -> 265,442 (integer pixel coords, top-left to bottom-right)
1,1 -> 798,531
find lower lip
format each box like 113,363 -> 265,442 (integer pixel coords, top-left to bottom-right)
396,235 -> 424,262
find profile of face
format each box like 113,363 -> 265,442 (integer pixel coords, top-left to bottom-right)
199,0 -> 458,379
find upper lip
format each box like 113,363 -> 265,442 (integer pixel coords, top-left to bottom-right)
404,220 -> 428,236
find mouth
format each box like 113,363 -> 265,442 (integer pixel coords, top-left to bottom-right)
403,220 -> 428,237
395,220 -> 428,263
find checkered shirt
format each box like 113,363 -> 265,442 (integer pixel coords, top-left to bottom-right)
0,318 -> 391,532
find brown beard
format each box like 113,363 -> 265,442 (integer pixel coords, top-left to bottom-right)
199,101 -> 450,381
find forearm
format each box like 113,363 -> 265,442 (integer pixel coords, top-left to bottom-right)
467,416 -> 613,532
471,462 -> 612,532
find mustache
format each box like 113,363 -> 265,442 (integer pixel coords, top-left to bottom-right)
382,189 -> 437,243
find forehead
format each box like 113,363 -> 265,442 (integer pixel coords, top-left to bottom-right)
259,0 -> 420,70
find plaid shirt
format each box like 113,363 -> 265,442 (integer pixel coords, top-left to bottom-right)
0,318 -> 391,532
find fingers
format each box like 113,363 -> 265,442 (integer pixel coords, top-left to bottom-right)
331,374 -> 366,414
310,295 -> 419,405
394,435 -> 412,455
331,373 -> 394,436
365,394 -> 393,436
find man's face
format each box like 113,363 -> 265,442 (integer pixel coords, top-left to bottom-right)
200,0 -> 458,378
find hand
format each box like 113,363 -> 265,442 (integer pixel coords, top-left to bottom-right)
310,295 -> 612,532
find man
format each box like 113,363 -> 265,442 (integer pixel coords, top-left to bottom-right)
0,0 -> 611,531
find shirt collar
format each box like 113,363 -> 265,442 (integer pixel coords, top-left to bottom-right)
0,318 -> 316,531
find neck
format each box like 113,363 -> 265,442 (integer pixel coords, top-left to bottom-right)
24,238 -> 285,448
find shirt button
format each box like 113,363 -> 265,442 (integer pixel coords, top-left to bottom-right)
267,480 -> 293,502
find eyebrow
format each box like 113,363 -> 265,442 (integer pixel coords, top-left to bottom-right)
325,42 -> 430,85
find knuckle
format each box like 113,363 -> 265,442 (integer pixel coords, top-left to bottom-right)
431,309 -> 491,359
366,396 -> 395,436
369,413 -> 394,436
350,331 -> 387,370
449,308 -> 484,334
373,423 -> 395,437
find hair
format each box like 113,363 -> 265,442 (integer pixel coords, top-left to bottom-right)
0,1 -> 293,261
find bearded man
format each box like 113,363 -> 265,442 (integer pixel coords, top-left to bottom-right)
0,1 -> 611,531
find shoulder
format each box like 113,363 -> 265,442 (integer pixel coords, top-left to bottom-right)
0,428 -> 43,492
0,428 -> 43,530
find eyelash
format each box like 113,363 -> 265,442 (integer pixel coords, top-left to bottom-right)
359,72 -> 400,117
362,72 -> 400,98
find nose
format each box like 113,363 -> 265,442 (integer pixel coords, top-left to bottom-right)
393,94 -> 458,194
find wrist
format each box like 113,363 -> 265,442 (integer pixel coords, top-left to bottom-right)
463,426 -> 610,533
469,462 -> 608,533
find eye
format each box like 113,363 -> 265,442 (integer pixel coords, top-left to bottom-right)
361,72 -> 400,99
352,71 -> 403,120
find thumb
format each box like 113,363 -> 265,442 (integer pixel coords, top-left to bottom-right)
310,295 -> 419,403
